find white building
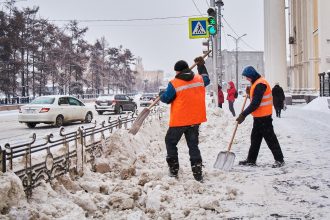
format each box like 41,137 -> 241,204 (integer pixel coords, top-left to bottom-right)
264,0 -> 330,93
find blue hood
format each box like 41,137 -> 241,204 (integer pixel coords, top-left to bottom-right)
242,66 -> 261,81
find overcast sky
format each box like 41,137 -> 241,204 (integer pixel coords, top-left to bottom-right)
13,0 -> 264,76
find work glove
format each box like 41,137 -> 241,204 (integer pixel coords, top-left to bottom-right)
236,113 -> 246,124
245,86 -> 251,95
194,56 -> 205,66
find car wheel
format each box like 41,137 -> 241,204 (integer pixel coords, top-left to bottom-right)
97,111 -> 103,115
26,123 -> 37,128
85,112 -> 93,123
55,115 -> 64,127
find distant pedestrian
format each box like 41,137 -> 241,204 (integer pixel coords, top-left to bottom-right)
236,66 -> 285,168
227,81 -> 237,116
218,84 -> 224,108
159,56 -> 210,182
272,83 -> 285,118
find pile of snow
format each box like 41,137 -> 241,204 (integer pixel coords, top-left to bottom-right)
303,97 -> 330,113
0,97 -> 329,219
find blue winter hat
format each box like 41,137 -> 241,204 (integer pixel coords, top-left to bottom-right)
242,66 -> 260,81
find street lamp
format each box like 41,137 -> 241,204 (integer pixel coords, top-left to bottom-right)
227,33 -> 247,90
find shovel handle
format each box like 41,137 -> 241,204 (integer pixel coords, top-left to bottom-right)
147,50 -> 212,111
227,95 -> 248,152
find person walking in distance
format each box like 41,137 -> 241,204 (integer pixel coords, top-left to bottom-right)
218,84 -> 224,108
236,66 -> 285,168
272,83 -> 285,118
159,57 -> 210,182
227,81 -> 237,116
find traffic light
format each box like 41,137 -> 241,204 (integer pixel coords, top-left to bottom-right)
207,7 -> 217,36
202,39 -> 211,57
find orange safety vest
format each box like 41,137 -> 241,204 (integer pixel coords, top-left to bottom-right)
250,77 -> 273,117
169,74 -> 206,127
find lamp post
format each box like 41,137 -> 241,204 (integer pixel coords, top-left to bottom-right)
227,33 -> 247,90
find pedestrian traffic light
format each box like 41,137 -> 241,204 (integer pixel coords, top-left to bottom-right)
207,7 -> 217,36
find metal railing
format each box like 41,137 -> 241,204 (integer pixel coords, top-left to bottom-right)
0,108 -> 163,196
319,72 -> 330,97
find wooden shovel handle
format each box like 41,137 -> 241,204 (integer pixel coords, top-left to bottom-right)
147,50 -> 212,110
227,95 -> 248,152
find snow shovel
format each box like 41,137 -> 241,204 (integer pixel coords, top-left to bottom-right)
213,95 -> 248,171
129,50 -> 212,135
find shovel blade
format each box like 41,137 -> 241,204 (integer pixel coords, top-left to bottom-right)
129,108 -> 150,135
213,151 -> 236,171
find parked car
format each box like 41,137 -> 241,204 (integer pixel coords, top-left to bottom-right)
139,93 -> 158,107
95,94 -> 137,115
18,95 -> 93,128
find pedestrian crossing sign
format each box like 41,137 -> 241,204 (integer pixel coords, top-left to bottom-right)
189,17 -> 209,39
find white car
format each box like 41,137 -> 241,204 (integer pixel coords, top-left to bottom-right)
18,95 -> 93,128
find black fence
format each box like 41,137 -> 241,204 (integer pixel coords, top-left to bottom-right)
0,97 -> 31,105
319,72 -> 330,97
0,109 -> 162,196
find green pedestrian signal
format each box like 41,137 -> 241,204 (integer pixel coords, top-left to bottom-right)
207,7 -> 217,36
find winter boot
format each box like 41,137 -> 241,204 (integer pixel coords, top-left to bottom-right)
272,160 -> 285,168
166,158 -> 179,178
238,159 -> 256,166
191,162 -> 203,182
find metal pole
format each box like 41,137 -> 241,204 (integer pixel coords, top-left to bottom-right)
235,39 -> 238,89
210,0 -> 218,106
227,33 -> 247,90
216,0 -> 224,87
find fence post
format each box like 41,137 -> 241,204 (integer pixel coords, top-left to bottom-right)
0,146 -> 6,172
327,72 -> 330,96
319,72 -> 325,96
77,127 -> 84,176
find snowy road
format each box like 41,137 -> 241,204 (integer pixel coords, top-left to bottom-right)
0,103 -> 138,146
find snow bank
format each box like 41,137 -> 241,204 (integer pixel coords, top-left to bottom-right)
303,97 -> 330,113
0,98 -> 329,219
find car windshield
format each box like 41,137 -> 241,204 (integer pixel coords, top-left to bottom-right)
30,97 -> 55,104
97,96 -> 113,101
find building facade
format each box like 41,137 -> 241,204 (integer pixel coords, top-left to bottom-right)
135,57 -> 164,92
264,0 -> 330,93
287,0 -> 330,93
222,50 -> 264,90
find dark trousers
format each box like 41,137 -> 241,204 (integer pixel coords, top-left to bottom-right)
274,107 -> 282,117
165,125 -> 201,164
218,103 -> 222,108
247,116 -> 284,162
228,101 -> 236,116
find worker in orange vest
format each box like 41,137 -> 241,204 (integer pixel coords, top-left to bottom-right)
236,66 -> 285,168
159,57 -> 210,182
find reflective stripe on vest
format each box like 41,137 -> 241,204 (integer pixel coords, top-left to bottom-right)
175,82 -> 204,92
169,74 -> 206,127
250,77 -> 273,117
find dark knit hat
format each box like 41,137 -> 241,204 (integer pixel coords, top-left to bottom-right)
174,60 -> 189,72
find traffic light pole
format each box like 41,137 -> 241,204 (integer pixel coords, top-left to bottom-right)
210,0 -> 218,107
216,0 -> 224,88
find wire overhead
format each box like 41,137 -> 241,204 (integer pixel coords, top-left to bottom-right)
191,0 -> 203,15
49,14 -> 204,23
222,15 -> 258,51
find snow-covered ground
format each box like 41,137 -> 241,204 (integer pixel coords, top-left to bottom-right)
1,96 -> 330,219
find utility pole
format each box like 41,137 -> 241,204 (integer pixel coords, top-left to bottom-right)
215,0 -> 224,87
210,0 -> 218,106
227,33 -> 247,90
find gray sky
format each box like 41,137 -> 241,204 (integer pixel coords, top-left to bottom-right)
15,0 -> 264,76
